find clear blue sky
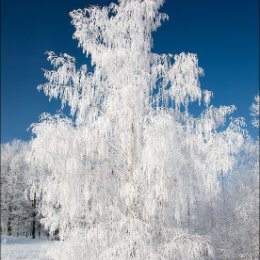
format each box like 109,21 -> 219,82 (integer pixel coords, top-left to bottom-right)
1,0 -> 259,143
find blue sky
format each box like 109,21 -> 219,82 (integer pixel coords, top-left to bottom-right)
1,0 -> 259,143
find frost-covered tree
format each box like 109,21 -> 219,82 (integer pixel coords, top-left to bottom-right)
1,140 -> 44,238
209,97 -> 259,260
250,94 -> 259,128
1,140 -> 43,238
29,0 -> 246,259
211,137 -> 259,260
1,140 -> 29,236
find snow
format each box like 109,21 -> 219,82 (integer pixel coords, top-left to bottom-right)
1,236 -> 55,260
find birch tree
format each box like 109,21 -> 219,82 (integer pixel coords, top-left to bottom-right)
29,0 -> 245,259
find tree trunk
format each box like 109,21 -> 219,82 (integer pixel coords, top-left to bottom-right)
221,171 -> 230,256
31,193 -> 37,239
127,104 -> 136,218
7,205 -> 12,236
209,198 -> 215,233
38,223 -> 41,238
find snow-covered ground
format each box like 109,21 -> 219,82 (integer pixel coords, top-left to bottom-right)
1,236 -> 54,260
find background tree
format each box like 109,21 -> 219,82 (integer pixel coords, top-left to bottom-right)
210,97 -> 259,259
1,140 -> 44,238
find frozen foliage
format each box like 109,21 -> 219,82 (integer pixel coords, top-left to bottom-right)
211,137 -> 259,259
28,0 -> 258,259
1,140 -> 29,236
1,140 -> 46,239
1,141 -> 32,237
250,94 -> 259,128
